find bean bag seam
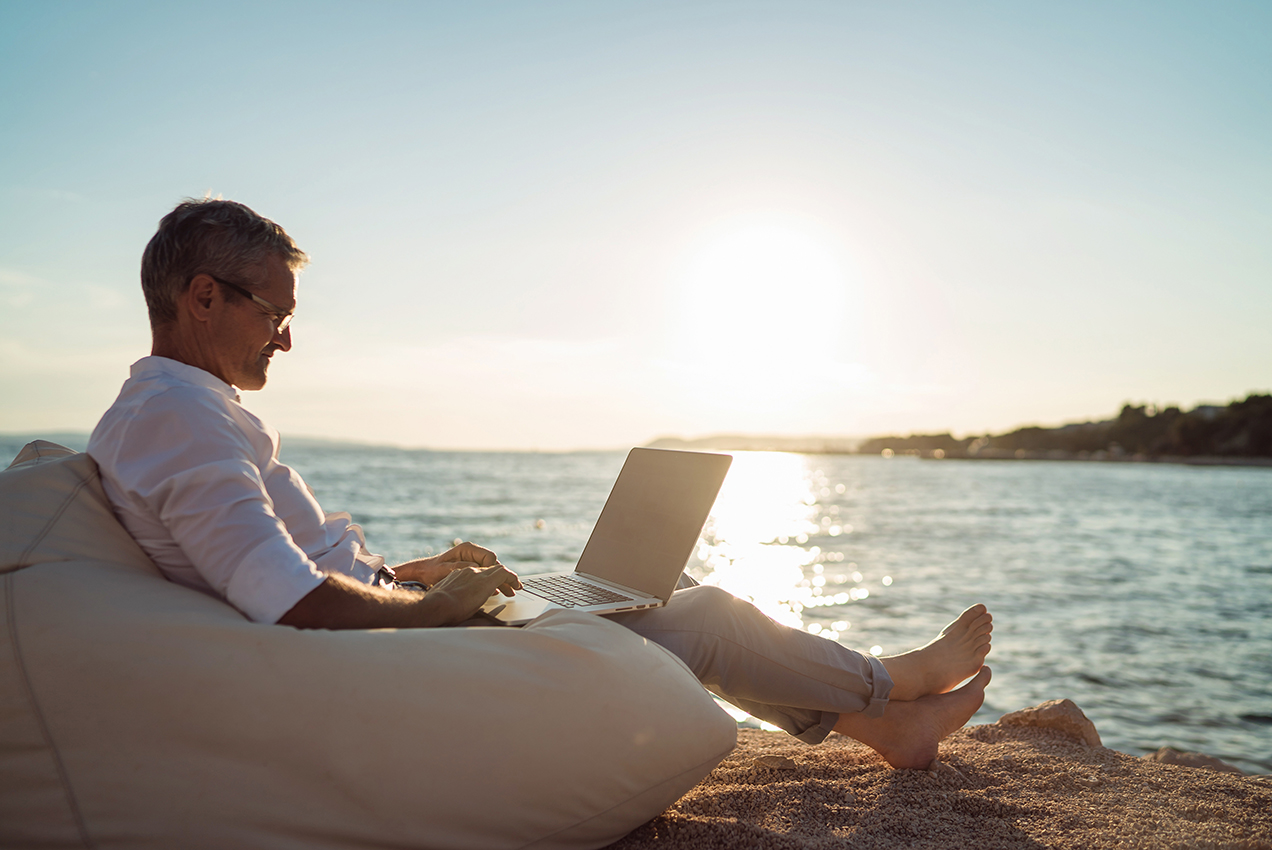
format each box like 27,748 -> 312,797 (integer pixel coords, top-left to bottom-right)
15,463 -> 98,570
5,571 -> 97,848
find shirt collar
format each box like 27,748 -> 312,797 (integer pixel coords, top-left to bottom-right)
130,356 -> 242,403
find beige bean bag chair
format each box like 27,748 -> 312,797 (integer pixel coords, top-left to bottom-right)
0,442 -> 736,849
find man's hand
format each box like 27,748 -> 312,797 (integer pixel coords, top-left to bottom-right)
422,563 -> 522,625
393,541 -> 518,593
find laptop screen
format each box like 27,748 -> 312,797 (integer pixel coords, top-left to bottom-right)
576,448 -> 732,601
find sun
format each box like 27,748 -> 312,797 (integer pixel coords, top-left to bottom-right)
670,215 -> 852,399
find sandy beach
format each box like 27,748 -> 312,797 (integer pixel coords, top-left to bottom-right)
609,702 -> 1272,850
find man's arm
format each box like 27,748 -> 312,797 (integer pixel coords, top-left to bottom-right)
278,563 -> 520,630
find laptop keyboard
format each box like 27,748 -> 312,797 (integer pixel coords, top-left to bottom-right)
520,574 -> 635,608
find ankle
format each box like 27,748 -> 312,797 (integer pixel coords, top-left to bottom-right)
879,654 -> 923,701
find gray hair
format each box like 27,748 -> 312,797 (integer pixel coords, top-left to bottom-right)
140,198 -> 309,328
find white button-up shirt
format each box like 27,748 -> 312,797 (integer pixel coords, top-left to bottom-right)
88,356 -> 385,623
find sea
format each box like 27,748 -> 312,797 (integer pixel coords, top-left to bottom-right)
6,434 -> 1270,773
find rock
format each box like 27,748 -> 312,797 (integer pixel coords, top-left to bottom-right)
998,699 -> 1102,748
925,759 -> 967,781
752,755 -> 797,771
1073,772 -> 1103,788
1142,747 -> 1245,775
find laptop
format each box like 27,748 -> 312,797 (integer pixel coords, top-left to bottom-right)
480,447 -> 732,626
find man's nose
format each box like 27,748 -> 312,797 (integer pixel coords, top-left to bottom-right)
273,324 -> 292,351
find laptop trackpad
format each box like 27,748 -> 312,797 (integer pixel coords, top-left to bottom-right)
482,592 -> 553,626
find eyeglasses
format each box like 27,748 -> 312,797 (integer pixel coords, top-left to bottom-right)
208,275 -> 294,333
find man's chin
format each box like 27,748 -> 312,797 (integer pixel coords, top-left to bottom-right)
237,363 -> 270,392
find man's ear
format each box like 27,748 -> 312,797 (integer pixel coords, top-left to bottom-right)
184,273 -> 219,324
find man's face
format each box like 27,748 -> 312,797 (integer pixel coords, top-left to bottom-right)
211,254 -> 297,391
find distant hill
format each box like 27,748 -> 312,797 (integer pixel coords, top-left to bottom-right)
647,394 -> 1272,463
858,394 -> 1272,462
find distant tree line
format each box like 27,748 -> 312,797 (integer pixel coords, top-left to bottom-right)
857,394 -> 1272,460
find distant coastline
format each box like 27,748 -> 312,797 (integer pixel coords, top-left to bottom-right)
650,393 -> 1272,466
645,434 -> 862,455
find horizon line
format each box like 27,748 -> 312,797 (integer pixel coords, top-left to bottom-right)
4,389 -> 1266,455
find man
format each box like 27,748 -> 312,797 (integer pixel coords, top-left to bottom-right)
90,198 -> 993,770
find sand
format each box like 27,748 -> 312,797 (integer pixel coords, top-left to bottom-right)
608,714 -> 1272,850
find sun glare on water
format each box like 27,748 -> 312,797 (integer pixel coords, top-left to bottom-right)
692,452 -> 832,633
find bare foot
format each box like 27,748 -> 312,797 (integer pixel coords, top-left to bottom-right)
878,604 -> 993,701
832,667 -> 991,769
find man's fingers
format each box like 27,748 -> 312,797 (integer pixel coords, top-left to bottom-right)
471,544 -> 499,567
448,541 -> 500,568
501,567 -> 522,590
480,563 -> 517,581
480,563 -> 521,594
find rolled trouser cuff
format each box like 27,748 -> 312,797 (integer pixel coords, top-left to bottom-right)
863,653 -> 892,718
794,711 -> 839,744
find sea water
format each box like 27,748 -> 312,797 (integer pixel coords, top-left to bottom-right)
276,443 -> 1272,773
7,434 -> 1268,772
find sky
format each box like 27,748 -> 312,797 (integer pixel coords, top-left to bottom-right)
1,1 -> 1269,449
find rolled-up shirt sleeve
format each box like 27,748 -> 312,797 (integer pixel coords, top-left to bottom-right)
103,386 -> 326,624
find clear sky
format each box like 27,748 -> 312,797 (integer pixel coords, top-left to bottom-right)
2,1 -> 1268,449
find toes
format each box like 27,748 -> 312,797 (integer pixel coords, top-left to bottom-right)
946,605 -> 987,635
955,605 -> 991,629
960,604 -> 986,622
965,666 -> 992,689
